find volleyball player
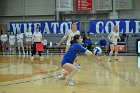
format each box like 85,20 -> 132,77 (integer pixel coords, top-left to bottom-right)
25,29 -> 32,55
17,30 -> 25,55
0,30 -> 8,54
31,27 -> 44,61
9,32 -> 16,54
60,34 -> 102,86
108,26 -> 120,62
57,22 -> 81,68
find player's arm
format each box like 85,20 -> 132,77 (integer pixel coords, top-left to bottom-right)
32,33 -> 35,43
85,50 -> 102,62
108,33 -> 113,42
57,31 -> 69,46
40,33 -> 43,42
76,43 -> 102,62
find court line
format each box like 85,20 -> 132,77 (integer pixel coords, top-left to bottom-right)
0,63 -> 60,86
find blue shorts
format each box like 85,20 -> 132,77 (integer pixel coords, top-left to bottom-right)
61,58 -> 73,67
109,41 -> 114,45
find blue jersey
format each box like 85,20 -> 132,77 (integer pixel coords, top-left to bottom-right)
61,43 -> 86,66
84,39 -> 91,45
99,39 -> 106,46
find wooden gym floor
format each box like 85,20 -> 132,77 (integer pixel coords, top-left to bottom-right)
0,55 -> 140,93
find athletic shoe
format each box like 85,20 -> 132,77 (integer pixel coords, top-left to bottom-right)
40,56 -> 44,61
66,77 -> 74,86
108,58 -> 111,62
58,73 -> 66,79
58,69 -> 66,79
114,56 -> 118,60
31,56 -> 34,61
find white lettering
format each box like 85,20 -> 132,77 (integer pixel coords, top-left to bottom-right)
11,23 -> 22,34
51,22 -> 59,34
60,22 -> 69,34
105,21 -> 115,33
44,23 -> 50,34
23,23 -> 27,33
96,21 -> 104,33
125,21 -> 133,33
28,23 -> 32,32
135,21 -> 140,33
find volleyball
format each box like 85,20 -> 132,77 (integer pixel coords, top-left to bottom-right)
93,47 -> 102,56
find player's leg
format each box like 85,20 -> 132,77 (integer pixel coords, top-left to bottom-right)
17,42 -> 21,55
21,42 -> 25,54
114,45 -> 118,60
26,41 -> 29,55
31,43 -> 36,61
29,41 -> 32,54
1,42 -> 5,54
10,44 -> 13,54
9,44 -> 12,54
63,63 -> 78,86
108,44 -> 115,62
38,51 -> 44,61
12,43 -> 15,54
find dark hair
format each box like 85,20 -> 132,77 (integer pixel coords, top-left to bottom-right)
71,21 -> 76,25
70,34 -> 80,45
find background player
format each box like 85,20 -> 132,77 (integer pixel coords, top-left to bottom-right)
9,32 -> 16,54
108,26 -> 120,62
17,30 -> 25,55
25,29 -> 32,55
31,27 -> 44,61
0,30 -> 8,54
60,34 -> 102,86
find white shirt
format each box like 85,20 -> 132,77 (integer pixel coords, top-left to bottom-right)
9,35 -> 16,44
108,31 -> 120,45
62,30 -> 80,46
1,34 -> 8,42
25,32 -> 32,41
32,32 -> 42,42
17,33 -> 24,42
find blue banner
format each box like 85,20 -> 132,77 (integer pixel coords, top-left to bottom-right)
10,21 -> 80,34
90,19 -> 140,33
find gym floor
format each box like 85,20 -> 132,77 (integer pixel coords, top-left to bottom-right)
0,55 -> 140,93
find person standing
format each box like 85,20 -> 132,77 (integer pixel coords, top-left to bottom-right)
0,30 -> 8,54
31,27 -> 44,61
25,29 -> 32,55
17,30 -> 25,55
108,26 -> 120,62
9,32 -> 16,54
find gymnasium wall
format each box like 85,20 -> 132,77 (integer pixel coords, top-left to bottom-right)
0,0 -> 140,53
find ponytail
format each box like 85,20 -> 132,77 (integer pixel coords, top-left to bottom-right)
70,34 -> 80,45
